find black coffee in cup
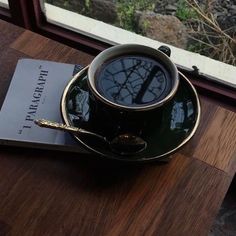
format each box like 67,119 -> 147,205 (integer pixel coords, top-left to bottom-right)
85,44 -> 179,153
95,55 -> 172,107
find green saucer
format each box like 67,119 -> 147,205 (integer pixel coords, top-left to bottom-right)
61,67 -> 201,162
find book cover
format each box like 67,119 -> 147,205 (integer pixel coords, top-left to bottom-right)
0,58 -> 88,153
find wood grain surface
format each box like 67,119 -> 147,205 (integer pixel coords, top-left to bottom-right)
180,100 -> 236,176
0,19 -> 235,236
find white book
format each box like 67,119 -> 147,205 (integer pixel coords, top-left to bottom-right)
0,58 -> 87,153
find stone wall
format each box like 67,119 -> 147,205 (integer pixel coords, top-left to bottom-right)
46,0 -> 117,22
46,0 -> 189,49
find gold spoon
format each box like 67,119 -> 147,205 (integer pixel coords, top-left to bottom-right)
34,119 -> 147,155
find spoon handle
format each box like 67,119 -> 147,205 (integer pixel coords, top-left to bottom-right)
35,119 -> 147,155
34,119 -> 107,141
35,119 -> 79,132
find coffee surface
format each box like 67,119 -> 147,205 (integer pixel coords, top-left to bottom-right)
95,55 -> 172,107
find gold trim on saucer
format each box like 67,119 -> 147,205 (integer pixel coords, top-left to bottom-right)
61,67 -> 201,161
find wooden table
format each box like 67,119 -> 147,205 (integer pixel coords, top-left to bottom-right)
0,19 -> 235,236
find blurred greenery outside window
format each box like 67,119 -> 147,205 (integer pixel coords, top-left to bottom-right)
44,0 -> 236,67
0,0 -> 9,9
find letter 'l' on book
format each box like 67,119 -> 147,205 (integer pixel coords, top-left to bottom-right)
0,58 -> 88,153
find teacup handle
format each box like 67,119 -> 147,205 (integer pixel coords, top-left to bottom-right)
158,45 -> 171,57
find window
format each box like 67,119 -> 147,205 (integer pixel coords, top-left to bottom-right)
0,0 -> 10,22
0,0 -> 9,9
42,0 -> 236,88
0,0 -> 235,106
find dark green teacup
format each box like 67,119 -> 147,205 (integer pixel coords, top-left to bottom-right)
70,44 -> 179,155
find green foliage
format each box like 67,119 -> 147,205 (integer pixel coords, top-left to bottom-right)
176,0 -> 197,21
141,19 -> 151,33
117,2 -> 135,31
117,0 -> 155,32
85,0 -> 90,9
187,42 -> 208,55
63,0 -> 69,8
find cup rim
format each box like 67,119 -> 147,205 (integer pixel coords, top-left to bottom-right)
88,44 -> 179,111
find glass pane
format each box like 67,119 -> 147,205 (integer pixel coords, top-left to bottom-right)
0,0 -> 9,9
44,0 -> 236,67
43,1 -> 236,87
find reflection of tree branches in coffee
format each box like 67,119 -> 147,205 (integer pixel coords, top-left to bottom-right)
99,56 -> 170,106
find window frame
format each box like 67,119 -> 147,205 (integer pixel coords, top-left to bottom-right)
0,0 -> 235,109
0,5 -> 10,22
28,0 -> 110,55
